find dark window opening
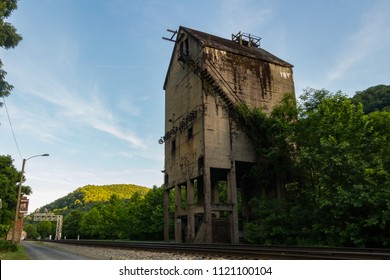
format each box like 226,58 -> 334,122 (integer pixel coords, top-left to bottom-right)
187,126 -> 193,140
165,174 -> 169,185
178,38 -> 189,63
171,139 -> 176,154
198,156 -> 204,171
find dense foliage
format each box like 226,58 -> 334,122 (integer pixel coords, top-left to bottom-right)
0,240 -> 16,252
234,93 -> 298,197
0,155 -> 18,233
0,0 -> 22,106
24,185 -> 166,241
238,88 -> 390,247
352,84 -> 390,113
0,155 -> 31,239
71,186 -> 165,240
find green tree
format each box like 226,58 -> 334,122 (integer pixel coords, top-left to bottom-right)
0,154 -> 31,232
36,221 -> 52,239
62,210 -> 84,239
297,90 -> 368,192
0,0 -> 22,106
79,207 -> 104,239
0,155 -> 18,227
125,187 -> 164,240
296,89 -> 390,246
23,223 -> 39,240
243,88 -> 390,247
99,194 -> 127,239
352,84 -> 390,114
141,186 -> 165,240
125,191 -> 143,239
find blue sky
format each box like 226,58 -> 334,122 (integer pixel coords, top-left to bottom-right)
1,0 -> 389,212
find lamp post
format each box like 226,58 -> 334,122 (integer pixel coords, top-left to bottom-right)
12,153 -> 49,243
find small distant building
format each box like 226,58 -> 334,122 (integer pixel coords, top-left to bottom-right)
161,27 -> 295,243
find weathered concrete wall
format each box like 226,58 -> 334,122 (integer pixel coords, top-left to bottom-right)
163,28 -> 295,243
164,33 -> 205,188
204,47 -> 294,112
203,93 -> 232,168
164,35 -> 295,188
203,47 -> 295,165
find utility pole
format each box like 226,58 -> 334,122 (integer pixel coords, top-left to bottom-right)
12,154 -> 49,243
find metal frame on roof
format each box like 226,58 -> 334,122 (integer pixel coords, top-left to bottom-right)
231,31 -> 261,48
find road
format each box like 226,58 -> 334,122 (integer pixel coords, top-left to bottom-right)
22,241 -> 93,260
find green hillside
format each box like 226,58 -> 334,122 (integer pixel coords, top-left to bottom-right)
38,184 -> 150,215
352,84 -> 390,113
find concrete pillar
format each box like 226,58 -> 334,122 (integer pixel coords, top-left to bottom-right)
228,162 -> 239,244
174,185 -> 182,242
164,188 -> 170,241
186,179 -> 195,242
203,169 -> 212,243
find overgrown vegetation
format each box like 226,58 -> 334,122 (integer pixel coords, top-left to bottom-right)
237,87 -> 390,247
0,243 -> 29,260
233,93 -> 298,197
0,0 -> 22,106
0,240 -> 16,252
0,155 -> 32,240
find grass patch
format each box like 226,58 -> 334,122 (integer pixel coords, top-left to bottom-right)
0,243 -> 30,260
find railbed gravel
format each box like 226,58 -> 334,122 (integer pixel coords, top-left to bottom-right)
41,242 -> 228,260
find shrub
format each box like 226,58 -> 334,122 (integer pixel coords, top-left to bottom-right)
0,240 -> 17,252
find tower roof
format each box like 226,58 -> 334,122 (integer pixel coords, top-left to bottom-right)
163,26 -> 293,90
180,26 -> 293,68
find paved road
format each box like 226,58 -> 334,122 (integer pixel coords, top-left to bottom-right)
22,241 -> 93,260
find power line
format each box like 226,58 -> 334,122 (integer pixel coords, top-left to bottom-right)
2,96 -> 23,160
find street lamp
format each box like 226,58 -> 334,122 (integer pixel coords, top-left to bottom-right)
12,153 -> 49,243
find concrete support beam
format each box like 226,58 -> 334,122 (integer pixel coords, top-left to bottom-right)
228,162 -> 239,244
174,185 -> 182,242
164,188 -> 170,241
203,170 -> 212,243
186,179 -> 195,242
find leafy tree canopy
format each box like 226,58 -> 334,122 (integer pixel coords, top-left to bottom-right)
52,186 -> 165,241
0,0 -> 22,106
238,87 -> 390,247
352,84 -> 390,114
0,154 -> 31,229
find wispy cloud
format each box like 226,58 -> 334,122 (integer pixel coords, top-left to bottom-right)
213,0 -> 274,34
7,51 -> 146,151
325,1 -> 390,85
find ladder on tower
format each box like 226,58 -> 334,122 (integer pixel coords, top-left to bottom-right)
181,55 -> 244,113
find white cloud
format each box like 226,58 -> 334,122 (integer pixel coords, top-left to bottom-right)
213,0 -> 274,35
325,1 -> 390,86
5,50 -> 146,150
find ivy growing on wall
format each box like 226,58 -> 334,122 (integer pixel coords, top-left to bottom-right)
232,93 -> 298,197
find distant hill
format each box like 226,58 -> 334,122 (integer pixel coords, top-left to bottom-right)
37,184 -> 150,215
352,84 -> 390,113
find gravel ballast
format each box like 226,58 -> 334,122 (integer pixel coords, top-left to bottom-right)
41,242 -> 227,260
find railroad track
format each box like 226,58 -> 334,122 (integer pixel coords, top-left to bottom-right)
46,240 -> 390,260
